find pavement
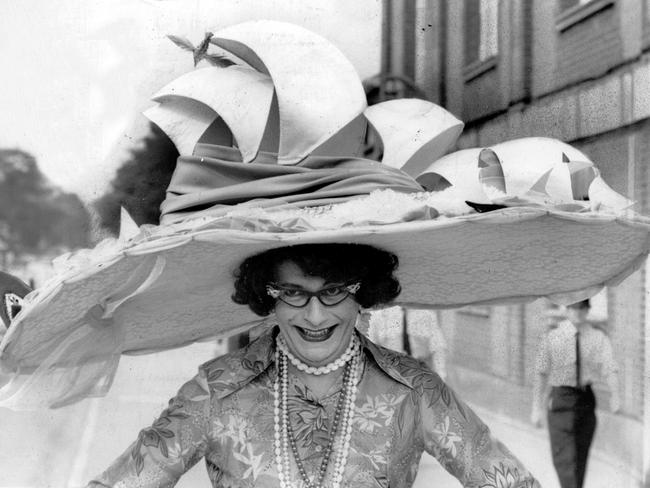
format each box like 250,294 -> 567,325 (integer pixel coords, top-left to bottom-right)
412,403 -> 640,488
0,342 -> 222,488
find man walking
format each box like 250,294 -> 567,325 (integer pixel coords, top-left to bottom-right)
531,299 -> 620,488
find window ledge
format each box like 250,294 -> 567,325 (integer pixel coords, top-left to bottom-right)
459,306 -> 491,318
556,0 -> 615,32
463,56 -> 498,83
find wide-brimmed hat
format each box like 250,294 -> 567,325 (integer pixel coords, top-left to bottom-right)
1,20 -> 649,409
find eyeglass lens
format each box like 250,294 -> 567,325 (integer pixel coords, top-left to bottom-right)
270,285 -> 354,307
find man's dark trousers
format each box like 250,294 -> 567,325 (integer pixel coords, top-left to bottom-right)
547,385 -> 597,488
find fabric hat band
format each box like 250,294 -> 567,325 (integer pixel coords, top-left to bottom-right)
160,144 -> 424,224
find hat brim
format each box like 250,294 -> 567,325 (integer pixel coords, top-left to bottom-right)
1,206 -> 648,370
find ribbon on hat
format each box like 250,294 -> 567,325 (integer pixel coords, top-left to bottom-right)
160,144 -> 424,224
0,256 -> 165,409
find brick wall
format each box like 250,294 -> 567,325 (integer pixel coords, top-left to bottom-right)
414,0 -> 443,103
402,0 -> 417,82
559,0 -> 581,10
643,0 -> 650,49
572,126 -> 648,418
389,0 -> 406,78
451,308 -> 492,372
448,303 -> 528,384
575,128 -> 629,193
450,68 -> 650,420
462,69 -> 503,121
556,4 -> 624,87
636,119 -> 650,212
383,0 -> 648,475
510,1 -> 533,104
460,0 -> 508,121
457,1 -> 627,124
635,119 -> 650,416
522,300 -> 551,385
463,0 -> 481,66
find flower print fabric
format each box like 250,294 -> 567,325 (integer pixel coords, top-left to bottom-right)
88,328 -> 540,488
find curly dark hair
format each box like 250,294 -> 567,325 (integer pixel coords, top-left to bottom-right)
232,243 -> 401,316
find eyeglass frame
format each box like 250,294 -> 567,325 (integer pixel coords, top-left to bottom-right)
265,281 -> 361,308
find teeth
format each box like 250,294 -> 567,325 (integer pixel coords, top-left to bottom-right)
300,327 -> 332,337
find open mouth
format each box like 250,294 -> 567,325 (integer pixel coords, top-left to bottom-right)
296,325 -> 337,342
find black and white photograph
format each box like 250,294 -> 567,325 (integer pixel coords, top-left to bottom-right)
0,1 -> 649,487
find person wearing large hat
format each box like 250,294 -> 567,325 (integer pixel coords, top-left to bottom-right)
90,242 -> 542,488
1,20 -> 649,487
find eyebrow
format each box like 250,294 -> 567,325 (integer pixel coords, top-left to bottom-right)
274,282 -> 304,289
274,281 -> 345,289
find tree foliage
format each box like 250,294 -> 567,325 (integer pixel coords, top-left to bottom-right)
0,149 -> 90,254
93,122 -> 178,235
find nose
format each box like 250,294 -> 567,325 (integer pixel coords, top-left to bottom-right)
303,296 -> 328,327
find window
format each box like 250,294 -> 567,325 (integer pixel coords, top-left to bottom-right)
464,0 -> 499,66
460,305 -> 491,317
556,0 -> 615,33
560,0 -> 595,11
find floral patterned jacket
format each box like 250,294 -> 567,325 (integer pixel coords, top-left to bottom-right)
89,328 -> 540,488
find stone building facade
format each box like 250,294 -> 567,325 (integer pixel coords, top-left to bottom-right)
380,1 -> 650,485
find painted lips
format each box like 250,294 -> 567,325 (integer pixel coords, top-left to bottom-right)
296,325 -> 337,342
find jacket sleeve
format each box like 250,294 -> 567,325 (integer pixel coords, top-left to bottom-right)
419,373 -> 541,488
87,369 -> 213,488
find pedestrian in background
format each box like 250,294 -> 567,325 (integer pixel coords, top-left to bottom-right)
531,299 -> 620,488
367,305 -> 448,380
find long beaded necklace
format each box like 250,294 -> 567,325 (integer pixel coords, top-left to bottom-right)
286,359 -> 350,487
274,335 -> 360,488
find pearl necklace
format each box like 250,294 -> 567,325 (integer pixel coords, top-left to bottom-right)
330,349 -> 359,487
276,334 -> 357,375
274,336 -> 360,488
286,359 -> 350,488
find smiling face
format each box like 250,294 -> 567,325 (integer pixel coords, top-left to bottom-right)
273,260 -> 360,367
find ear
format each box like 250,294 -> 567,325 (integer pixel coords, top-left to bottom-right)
0,271 -> 33,331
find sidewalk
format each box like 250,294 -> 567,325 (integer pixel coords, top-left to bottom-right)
413,402 -> 640,488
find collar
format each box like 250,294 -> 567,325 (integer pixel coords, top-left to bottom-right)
557,319 -> 577,332
204,326 -> 421,399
